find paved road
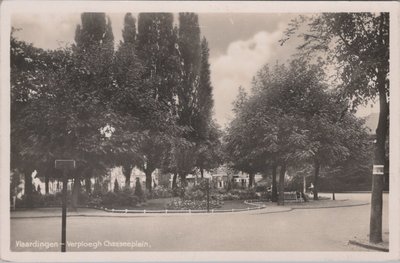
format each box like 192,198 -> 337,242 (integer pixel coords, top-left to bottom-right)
10,193 -> 388,252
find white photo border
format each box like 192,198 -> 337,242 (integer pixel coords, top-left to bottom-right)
1,1 -> 399,262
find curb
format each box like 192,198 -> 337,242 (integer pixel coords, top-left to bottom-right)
251,202 -> 369,216
11,201 -> 369,219
290,202 -> 369,210
348,240 -> 389,252
11,200 -> 268,218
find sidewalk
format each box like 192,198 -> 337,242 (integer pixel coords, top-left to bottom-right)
349,231 -> 389,252
288,198 -> 369,209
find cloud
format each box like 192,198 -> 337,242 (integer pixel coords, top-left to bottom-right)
12,14 -> 81,49
210,24 -> 298,127
12,13 -> 125,50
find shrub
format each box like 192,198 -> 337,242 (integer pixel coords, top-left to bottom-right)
260,191 -> 271,201
216,189 -> 260,201
255,185 -> 267,192
87,196 -> 102,207
114,179 -> 120,193
148,186 -> 173,199
15,197 -> 25,208
93,181 -> 102,196
31,191 -> 45,207
42,193 -> 63,206
217,188 -> 227,194
100,192 -> 117,207
100,189 -> 139,208
134,178 -> 143,199
184,189 -> 206,201
218,192 -> 240,201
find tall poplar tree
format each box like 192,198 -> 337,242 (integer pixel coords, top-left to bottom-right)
174,13 -> 203,185
122,13 -> 136,45
177,13 -> 201,132
136,13 -> 181,191
70,12 -> 115,207
113,12 -> 143,188
195,37 -> 222,177
195,37 -> 214,139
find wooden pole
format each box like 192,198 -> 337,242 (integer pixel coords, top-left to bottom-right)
207,179 -> 210,213
61,169 -> 67,252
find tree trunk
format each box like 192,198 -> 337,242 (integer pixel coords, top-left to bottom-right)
122,164 -> 131,189
248,173 -> 254,188
45,175 -> 49,194
370,74 -> 388,244
85,177 -> 91,194
313,159 -> 320,200
200,167 -> 204,178
179,173 -> 187,187
332,192 -> 335,200
278,164 -> 286,206
172,172 -> 177,189
71,178 -> 81,211
145,169 -> 153,192
179,173 -> 187,199
24,170 -> 33,208
271,165 -> 278,202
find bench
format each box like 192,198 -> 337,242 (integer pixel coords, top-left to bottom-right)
283,192 -> 303,202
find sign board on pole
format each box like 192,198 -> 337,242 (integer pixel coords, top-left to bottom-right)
55,160 -> 76,170
372,165 -> 384,175
54,159 -> 75,252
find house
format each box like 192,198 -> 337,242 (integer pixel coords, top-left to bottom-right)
106,167 -> 160,191
232,172 -> 263,188
167,166 -> 263,189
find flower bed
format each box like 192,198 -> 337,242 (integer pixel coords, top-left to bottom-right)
166,199 -> 222,210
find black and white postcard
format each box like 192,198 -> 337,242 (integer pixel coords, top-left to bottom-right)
1,1 -> 399,262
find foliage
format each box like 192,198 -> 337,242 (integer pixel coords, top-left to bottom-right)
15,192 -> 64,208
281,14 -> 388,239
134,13 -> 183,190
134,177 -> 144,199
194,37 -> 214,140
281,13 -> 389,107
167,199 -> 221,210
113,179 -> 120,193
10,171 -> 23,199
11,12 -> 221,207
122,13 -> 136,45
225,58 -> 372,200
177,13 -> 201,134
100,189 -> 139,208
147,186 -> 173,199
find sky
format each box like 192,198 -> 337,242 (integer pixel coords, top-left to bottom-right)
11,12 -> 377,128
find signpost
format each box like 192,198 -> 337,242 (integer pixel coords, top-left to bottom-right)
55,159 -> 75,252
373,165 -> 384,175
206,178 -> 210,213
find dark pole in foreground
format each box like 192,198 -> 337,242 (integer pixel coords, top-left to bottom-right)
55,159 -> 75,253
61,169 -> 67,252
207,179 -> 210,213
370,164 -> 384,243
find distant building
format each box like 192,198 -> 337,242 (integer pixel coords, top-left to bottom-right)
168,166 -> 262,189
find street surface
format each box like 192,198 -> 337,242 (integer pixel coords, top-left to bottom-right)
10,193 -> 388,251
